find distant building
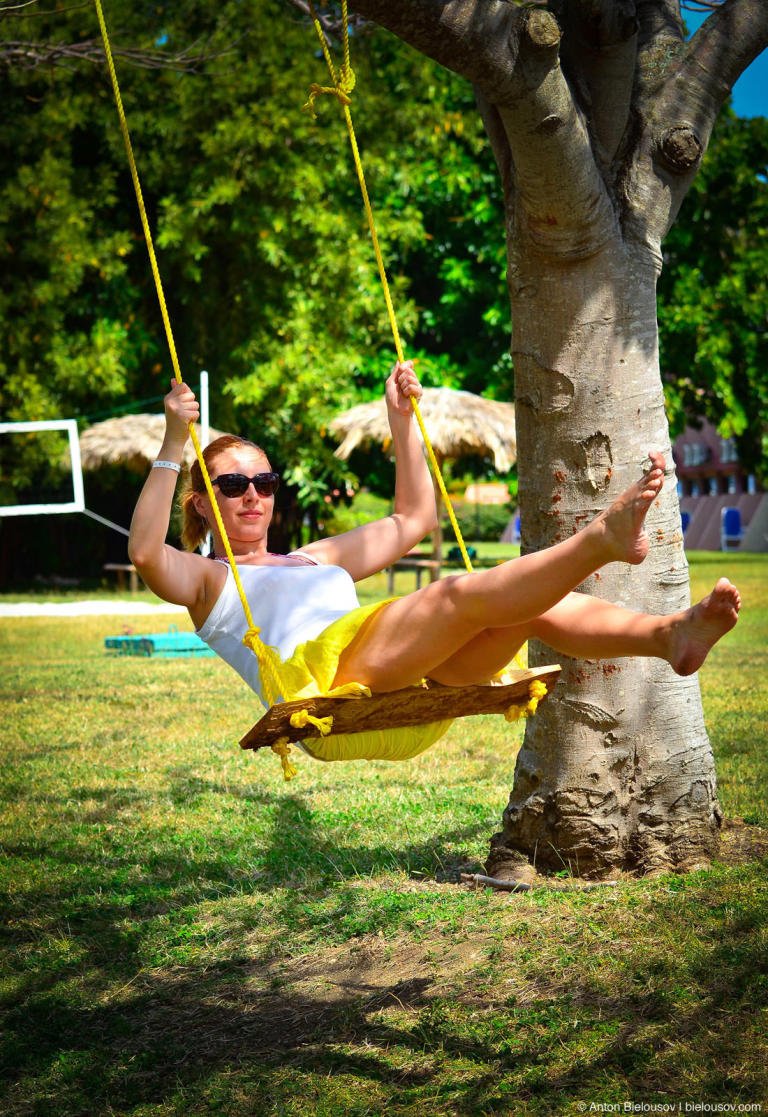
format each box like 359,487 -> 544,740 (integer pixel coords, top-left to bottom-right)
672,420 -> 766,551
674,419 -> 758,498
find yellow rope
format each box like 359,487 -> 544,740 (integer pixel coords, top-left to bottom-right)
304,1 -> 525,669
93,0 -> 282,710
503,680 -> 550,723
305,0 -> 475,576
271,738 -> 299,780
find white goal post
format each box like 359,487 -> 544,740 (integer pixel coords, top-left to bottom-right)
0,419 -> 85,517
1,374 -> 210,536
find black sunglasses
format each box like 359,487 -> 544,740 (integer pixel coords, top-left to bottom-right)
212,472 -> 280,498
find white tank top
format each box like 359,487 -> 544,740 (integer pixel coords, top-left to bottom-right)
195,559 -> 360,702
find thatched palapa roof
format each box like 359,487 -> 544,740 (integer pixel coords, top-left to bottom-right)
331,387 -> 517,472
79,414 -> 226,473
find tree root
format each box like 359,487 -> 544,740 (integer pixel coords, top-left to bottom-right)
460,872 -> 618,893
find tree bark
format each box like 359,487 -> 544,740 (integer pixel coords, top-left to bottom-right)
492,243 -> 720,876
336,0 -> 768,875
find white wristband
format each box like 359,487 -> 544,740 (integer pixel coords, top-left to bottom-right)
152,460 -> 182,474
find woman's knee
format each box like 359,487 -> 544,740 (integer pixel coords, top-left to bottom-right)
439,573 -> 465,596
424,572 -> 486,622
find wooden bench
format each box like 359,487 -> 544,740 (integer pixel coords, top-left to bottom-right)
385,552 -> 507,594
386,557 -> 441,594
103,563 -> 141,593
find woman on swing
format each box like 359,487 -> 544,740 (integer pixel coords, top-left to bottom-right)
128,361 -> 741,762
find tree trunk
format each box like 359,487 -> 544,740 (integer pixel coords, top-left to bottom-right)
488,244 -> 721,878
339,0 -> 768,876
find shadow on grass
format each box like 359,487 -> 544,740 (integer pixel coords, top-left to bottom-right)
2,876 -> 767,1114
0,781 -> 489,1000
3,777 -> 767,1114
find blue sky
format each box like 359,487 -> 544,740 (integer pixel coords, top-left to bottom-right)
684,8 -> 766,118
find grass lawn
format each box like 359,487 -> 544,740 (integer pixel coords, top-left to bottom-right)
1,553 -> 766,1115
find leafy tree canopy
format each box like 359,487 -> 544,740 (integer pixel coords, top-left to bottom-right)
1,0 -> 765,536
1,0 -> 509,539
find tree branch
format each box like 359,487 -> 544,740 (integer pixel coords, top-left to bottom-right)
347,0 -> 528,104
636,0 -> 768,198
0,36 -> 229,72
497,8 -> 617,260
618,0 -> 766,264
556,0 -> 639,167
344,2 -> 616,258
0,0 -> 91,17
680,0 -> 768,120
636,0 -> 685,56
0,1 -> 236,73
0,0 -> 40,11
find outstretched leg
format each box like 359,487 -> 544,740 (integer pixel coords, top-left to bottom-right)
334,454 -> 666,692
428,580 -> 741,686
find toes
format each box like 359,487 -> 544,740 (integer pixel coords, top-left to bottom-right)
640,455 -> 664,496
714,578 -> 741,609
640,474 -> 663,501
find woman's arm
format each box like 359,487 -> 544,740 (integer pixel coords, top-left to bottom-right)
128,381 -> 214,610
299,362 -> 438,580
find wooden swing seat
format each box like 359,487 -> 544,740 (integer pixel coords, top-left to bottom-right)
239,664 -> 561,751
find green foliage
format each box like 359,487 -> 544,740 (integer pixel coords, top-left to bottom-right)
447,499 -> 513,543
376,74 -> 512,396
3,1 -> 766,559
0,0 -> 512,548
659,110 -> 768,482
320,487 -> 391,535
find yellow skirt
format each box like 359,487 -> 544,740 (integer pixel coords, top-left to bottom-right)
276,599 -> 453,763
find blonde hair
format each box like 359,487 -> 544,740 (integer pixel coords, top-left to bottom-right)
179,434 -> 268,551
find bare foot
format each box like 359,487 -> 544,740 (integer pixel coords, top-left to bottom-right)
668,578 -> 741,676
594,451 -> 665,565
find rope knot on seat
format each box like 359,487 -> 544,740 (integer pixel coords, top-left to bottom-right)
290,709 -> 334,736
504,679 -> 551,723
